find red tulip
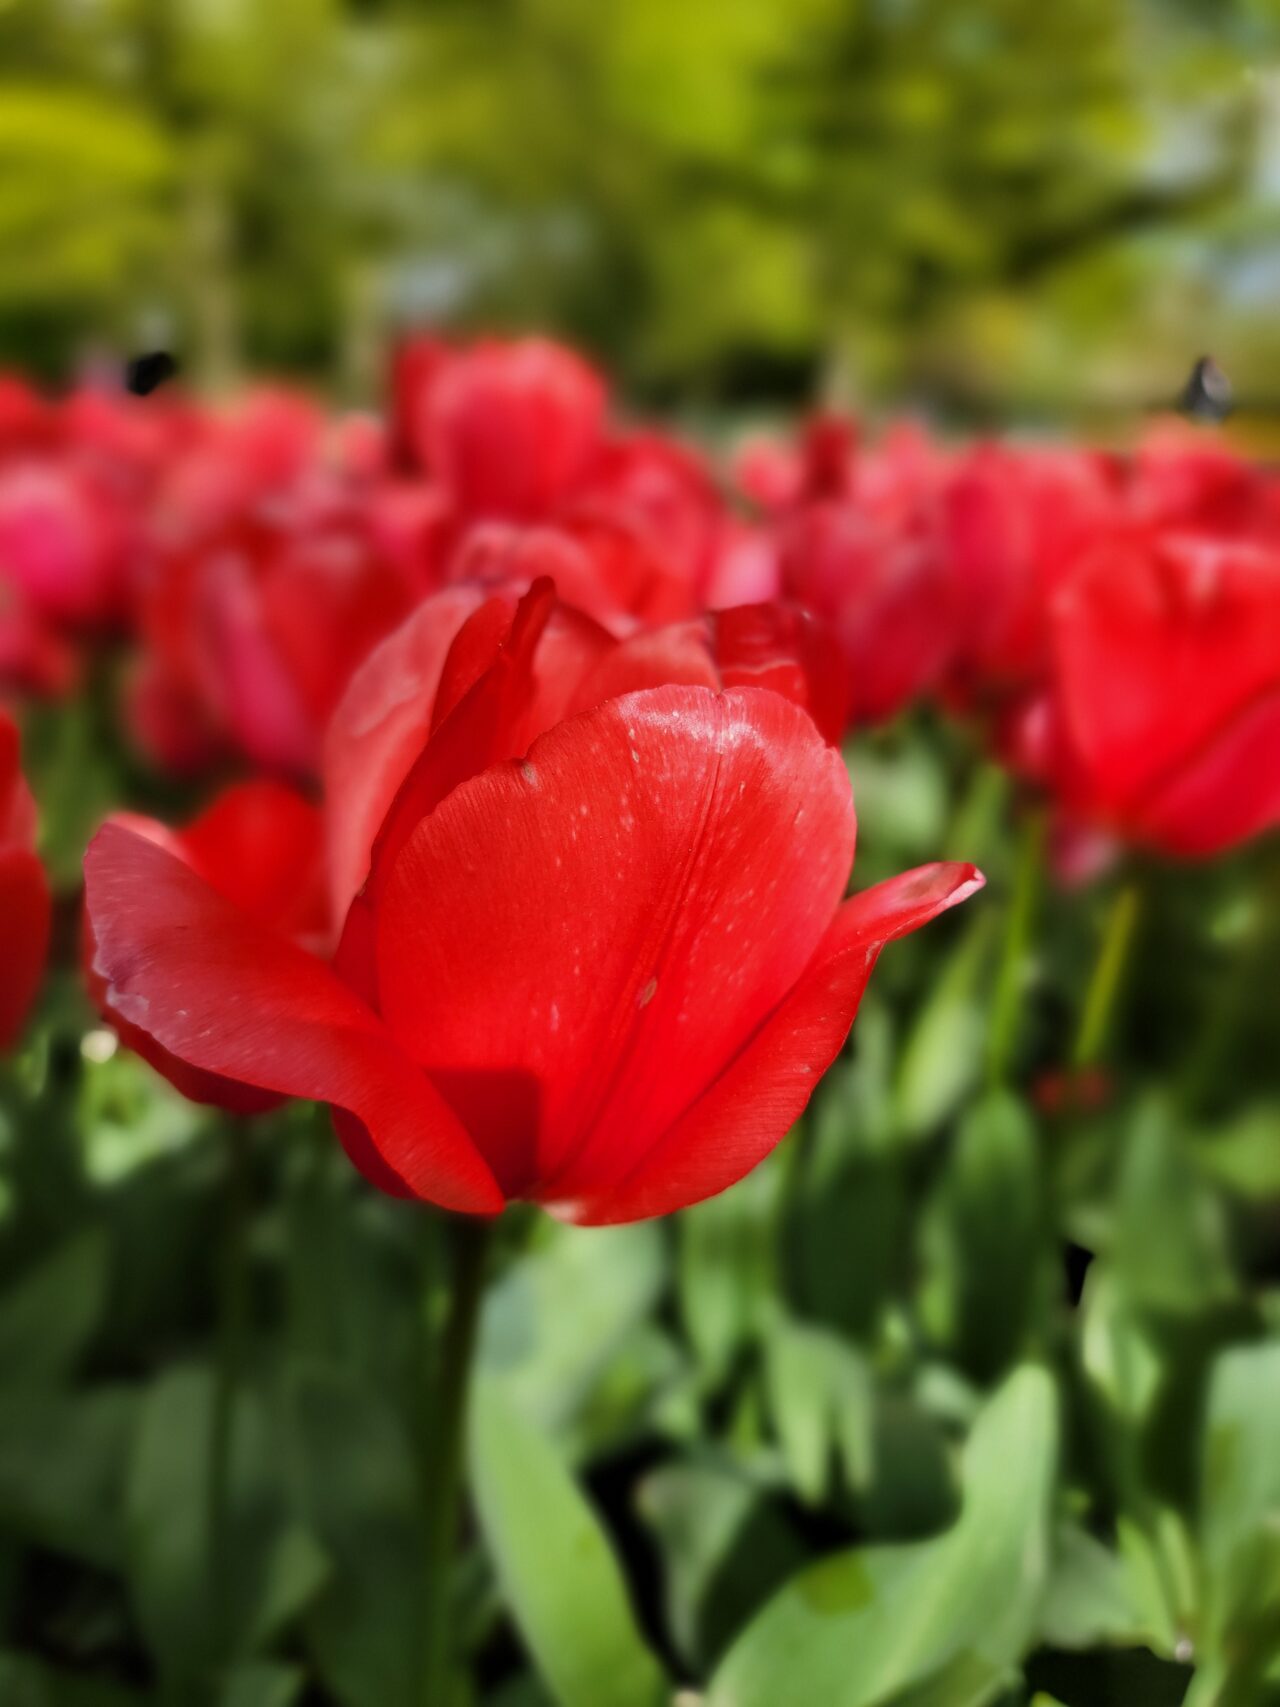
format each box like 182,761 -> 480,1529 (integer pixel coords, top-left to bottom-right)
388,337 -> 451,472
941,442 -> 1118,706
393,336 -> 607,520
0,711 -> 50,1050
578,430 -> 731,602
1129,421 -> 1280,543
0,381 -> 199,681
131,475 -> 425,775
1023,530 -> 1280,857
0,461 -> 130,629
56,386 -> 200,493
153,388 -> 328,535
778,499 -> 951,726
85,579 -> 981,1221
735,413 -> 861,513
582,429 -> 785,612
0,596 -> 78,699
446,517 -> 695,631
742,417 -> 953,727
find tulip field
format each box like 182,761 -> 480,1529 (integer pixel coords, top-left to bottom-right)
0,339 -> 1278,1707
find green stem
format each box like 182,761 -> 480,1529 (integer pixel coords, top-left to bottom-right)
421,1216 -> 491,1707
1073,882 -> 1142,1072
986,805 -> 1047,1086
208,1122 -> 251,1657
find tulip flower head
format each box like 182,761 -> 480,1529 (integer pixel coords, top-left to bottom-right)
85,578 -> 981,1222
1021,530 -> 1280,858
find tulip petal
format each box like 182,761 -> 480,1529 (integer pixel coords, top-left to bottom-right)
364,577 -> 616,904
203,551 -> 318,774
709,604 -> 851,745
176,780 -> 328,941
84,823 -> 502,1214
570,861 -> 984,1223
568,620 -> 721,709
93,782 -> 330,1105
324,584 -> 488,921
376,685 -> 856,1202
568,604 -> 850,745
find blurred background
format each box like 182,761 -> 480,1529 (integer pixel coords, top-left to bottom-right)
2,0 -> 1279,421
2,7 -> 1280,1707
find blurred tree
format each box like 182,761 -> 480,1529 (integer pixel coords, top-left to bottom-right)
0,0 -> 1274,409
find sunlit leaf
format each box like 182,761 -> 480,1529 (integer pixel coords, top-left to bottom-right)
470,1376 -> 667,1707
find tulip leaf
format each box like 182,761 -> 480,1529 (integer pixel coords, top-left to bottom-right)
1200,1340 -> 1280,1678
0,1228 -> 108,1388
0,1651 -> 145,1706
284,1366 -> 423,1707
1114,1508 -> 1197,1660
893,912 -> 991,1142
219,1663 -> 305,1707
0,1385 -> 135,1568
844,732 -> 948,865
917,1090 -> 1047,1379
1038,1522 -> 1149,1650
784,1013 -> 909,1337
1193,1103 -> 1280,1201
762,1310 -> 873,1504
1111,1102 -> 1234,1315
881,1652 -> 1011,1707
127,1365 -> 314,1694
1079,1266 -> 1162,1430
470,1374 -> 667,1707
479,1221 -> 664,1439
247,1523 -> 330,1652
124,1366 -> 219,1691
679,1156 -> 782,1381
637,1460 -> 805,1670
21,696 -> 125,889
708,1364 -> 1058,1707
859,1391 -> 959,1540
